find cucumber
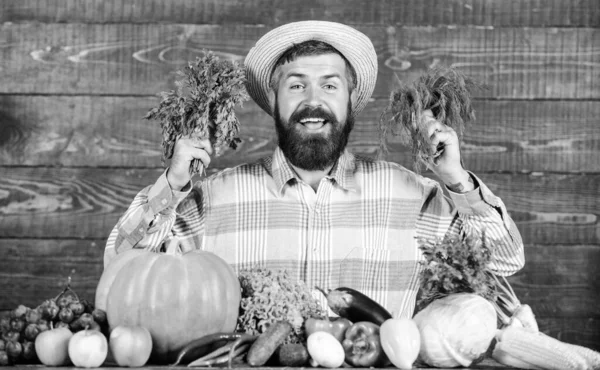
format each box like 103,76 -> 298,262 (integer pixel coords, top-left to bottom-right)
246,321 -> 292,366
317,287 -> 392,325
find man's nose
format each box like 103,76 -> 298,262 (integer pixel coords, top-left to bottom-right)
303,86 -> 323,108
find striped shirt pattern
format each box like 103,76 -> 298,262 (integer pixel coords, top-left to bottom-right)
105,147 -> 524,318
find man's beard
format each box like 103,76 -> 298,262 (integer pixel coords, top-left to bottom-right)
274,101 -> 354,171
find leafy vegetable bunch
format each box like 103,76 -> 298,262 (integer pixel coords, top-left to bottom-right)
416,231 -> 499,311
236,268 -> 326,344
145,51 -> 249,174
379,66 -> 482,173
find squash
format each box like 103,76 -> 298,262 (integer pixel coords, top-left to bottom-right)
95,237 -> 241,363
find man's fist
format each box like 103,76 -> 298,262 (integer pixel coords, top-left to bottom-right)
166,134 -> 214,191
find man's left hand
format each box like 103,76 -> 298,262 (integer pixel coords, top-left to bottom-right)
421,109 -> 475,193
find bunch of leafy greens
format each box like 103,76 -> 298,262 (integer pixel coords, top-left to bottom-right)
237,268 -> 326,344
145,51 -> 249,174
416,231 -> 499,312
379,66 -> 482,173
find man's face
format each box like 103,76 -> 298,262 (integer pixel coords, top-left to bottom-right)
272,53 -> 355,171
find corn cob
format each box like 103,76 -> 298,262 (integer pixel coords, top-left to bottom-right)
563,342 -> 600,370
493,326 -> 589,370
492,345 -> 544,370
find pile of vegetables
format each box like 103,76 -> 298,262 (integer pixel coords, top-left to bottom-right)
171,279 -> 419,369
415,232 -> 600,370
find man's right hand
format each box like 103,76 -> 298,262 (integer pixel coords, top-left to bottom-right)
166,134 -> 214,191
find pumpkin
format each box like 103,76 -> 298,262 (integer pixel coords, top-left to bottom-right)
95,237 -> 241,363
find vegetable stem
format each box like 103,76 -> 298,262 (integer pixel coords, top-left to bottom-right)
171,332 -> 249,366
188,343 -> 250,367
227,334 -> 257,368
489,273 -> 521,314
190,341 -> 235,364
315,286 -> 329,297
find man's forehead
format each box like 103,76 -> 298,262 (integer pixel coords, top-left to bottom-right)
280,53 -> 348,77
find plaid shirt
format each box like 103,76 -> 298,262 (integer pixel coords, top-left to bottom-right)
105,147 -> 524,318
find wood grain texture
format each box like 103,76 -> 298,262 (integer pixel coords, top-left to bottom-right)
508,245 -> 600,318
1,0 -> 599,27
1,96 -> 599,172
536,317 -> 600,350
1,23 -> 598,99
480,173 -> 600,246
0,167 -> 164,239
0,168 -> 598,245
0,239 -> 105,309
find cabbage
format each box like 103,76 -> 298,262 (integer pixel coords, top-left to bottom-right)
413,293 -> 497,367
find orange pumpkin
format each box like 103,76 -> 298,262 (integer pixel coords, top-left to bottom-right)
95,238 -> 241,363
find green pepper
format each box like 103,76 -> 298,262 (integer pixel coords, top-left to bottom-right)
305,317 -> 352,343
342,321 -> 387,367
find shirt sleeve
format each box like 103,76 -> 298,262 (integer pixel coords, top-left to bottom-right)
416,172 -> 525,276
103,170 -> 194,268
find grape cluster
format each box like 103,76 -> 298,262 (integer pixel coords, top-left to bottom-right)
0,284 -> 108,366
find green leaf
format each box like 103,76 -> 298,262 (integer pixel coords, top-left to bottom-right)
144,50 -> 249,167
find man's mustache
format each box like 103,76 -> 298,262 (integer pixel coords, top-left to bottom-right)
289,106 -> 337,124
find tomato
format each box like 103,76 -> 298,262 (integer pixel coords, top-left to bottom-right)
68,329 -> 108,368
380,318 -> 421,370
109,325 -> 153,367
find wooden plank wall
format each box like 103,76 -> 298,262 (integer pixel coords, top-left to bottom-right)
1,0 -> 599,349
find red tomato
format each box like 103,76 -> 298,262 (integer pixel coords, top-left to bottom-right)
380,318 -> 421,370
109,325 -> 153,367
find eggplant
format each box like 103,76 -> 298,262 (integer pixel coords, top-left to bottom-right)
316,287 -> 392,325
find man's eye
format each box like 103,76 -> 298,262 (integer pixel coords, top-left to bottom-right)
290,84 -> 303,90
324,84 -> 337,90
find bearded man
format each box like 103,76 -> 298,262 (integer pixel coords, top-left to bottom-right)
105,21 -> 524,318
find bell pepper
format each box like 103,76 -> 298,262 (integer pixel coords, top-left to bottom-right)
342,321 -> 387,367
305,317 -> 352,343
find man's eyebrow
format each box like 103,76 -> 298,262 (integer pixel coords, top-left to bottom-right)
282,72 -> 343,80
322,73 -> 343,80
283,72 -> 308,80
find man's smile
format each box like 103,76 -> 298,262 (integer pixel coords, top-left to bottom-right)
298,117 -> 327,131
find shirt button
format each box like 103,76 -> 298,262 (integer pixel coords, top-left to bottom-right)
138,228 -> 144,233
161,199 -> 167,205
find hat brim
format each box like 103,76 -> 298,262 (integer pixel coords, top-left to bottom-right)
244,21 -> 378,117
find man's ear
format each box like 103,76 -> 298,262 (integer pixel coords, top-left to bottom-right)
350,89 -> 359,108
268,89 -> 276,112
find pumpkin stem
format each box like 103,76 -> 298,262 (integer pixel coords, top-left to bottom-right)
165,236 -> 183,255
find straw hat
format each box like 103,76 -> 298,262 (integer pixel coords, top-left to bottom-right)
244,20 -> 378,117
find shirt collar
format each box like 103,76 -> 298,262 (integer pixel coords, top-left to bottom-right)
271,147 -> 358,194
328,149 -> 358,191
